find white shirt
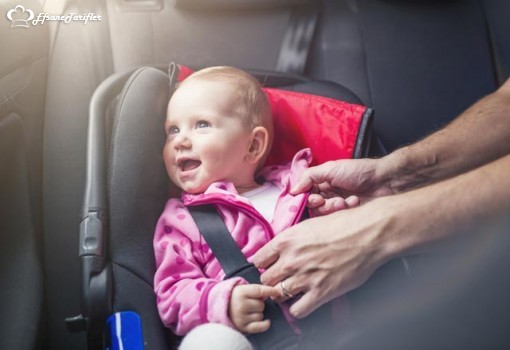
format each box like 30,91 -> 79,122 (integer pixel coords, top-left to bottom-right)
242,182 -> 281,223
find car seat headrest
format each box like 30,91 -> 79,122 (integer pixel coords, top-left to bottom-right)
263,88 -> 371,166
172,64 -> 373,166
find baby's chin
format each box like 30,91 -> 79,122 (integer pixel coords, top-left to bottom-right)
183,188 -> 205,194
179,182 -> 212,194
169,176 -> 205,194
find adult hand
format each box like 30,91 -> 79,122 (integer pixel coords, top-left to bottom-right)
252,199 -> 394,319
292,158 -> 396,215
228,284 -> 282,334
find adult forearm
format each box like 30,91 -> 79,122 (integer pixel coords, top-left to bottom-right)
253,155 -> 510,317
381,79 -> 510,193
377,154 -> 510,261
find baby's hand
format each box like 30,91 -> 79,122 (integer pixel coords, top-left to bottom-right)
307,193 -> 360,216
228,284 -> 281,334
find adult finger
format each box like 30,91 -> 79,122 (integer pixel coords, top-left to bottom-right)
288,291 -> 325,319
345,195 -> 360,208
258,252 -> 294,287
289,171 -> 315,195
273,277 -> 305,303
311,197 -> 349,216
247,284 -> 282,300
289,282 -> 354,319
259,257 -> 294,287
257,229 -> 301,285
290,163 -> 333,195
252,238 -> 280,269
244,320 -> 271,334
307,193 -> 325,208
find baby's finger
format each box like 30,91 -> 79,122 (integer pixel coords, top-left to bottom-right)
240,298 -> 265,313
244,320 -> 271,334
244,312 -> 264,323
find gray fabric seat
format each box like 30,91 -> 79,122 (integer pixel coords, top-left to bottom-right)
0,0 -> 47,348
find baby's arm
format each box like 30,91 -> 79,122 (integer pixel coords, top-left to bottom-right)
155,267 -> 245,335
228,284 -> 281,334
154,202 -> 247,335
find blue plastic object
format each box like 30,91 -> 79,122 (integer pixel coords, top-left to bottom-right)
106,311 -> 144,350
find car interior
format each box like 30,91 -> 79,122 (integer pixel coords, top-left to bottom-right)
1,0 -> 509,349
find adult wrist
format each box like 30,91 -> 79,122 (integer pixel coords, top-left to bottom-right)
381,145 -> 439,194
373,148 -> 409,195
364,197 -> 403,264
367,194 -> 420,264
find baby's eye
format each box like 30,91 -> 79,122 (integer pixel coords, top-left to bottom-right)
168,126 -> 179,135
196,120 -> 210,129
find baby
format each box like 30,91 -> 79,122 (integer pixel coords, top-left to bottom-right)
153,66 -> 346,347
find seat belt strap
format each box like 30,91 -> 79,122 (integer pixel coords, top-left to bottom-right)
188,204 -> 259,281
188,204 -> 299,349
276,2 -> 320,75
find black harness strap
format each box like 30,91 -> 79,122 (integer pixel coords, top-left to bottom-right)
188,204 -> 299,349
188,204 -> 256,279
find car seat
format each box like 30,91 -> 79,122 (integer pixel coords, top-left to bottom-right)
68,62 -> 404,349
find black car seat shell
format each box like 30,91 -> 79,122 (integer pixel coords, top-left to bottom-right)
75,63 -> 381,349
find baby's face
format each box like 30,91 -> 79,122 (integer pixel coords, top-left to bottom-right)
163,80 -> 253,193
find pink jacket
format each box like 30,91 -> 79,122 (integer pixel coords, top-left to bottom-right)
153,149 -> 312,336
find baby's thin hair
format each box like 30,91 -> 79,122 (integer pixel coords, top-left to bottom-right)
180,66 -> 272,132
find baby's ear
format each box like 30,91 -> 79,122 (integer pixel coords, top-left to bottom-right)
246,126 -> 269,165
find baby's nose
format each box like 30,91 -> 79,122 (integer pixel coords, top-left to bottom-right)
173,133 -> 192,149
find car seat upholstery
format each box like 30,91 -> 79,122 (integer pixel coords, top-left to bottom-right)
42,1 -> 113,348
0,0 -> 47,348
308,0 -> 499,152
103,0 -> 507,154
0,116 -> 44,350
105,0 -> 317,73
481,0 -> 510,85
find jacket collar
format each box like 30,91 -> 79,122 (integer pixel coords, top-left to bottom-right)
180,148 -> 312,205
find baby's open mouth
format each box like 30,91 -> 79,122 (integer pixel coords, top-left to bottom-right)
179,159 -> 201,172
